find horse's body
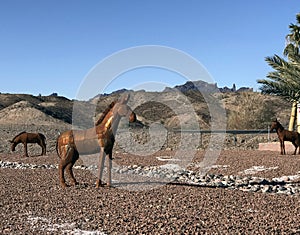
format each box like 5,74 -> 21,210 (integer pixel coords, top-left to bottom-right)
270,119 -> 300,155
56,94 -> 134,188
10,132 -> 47,157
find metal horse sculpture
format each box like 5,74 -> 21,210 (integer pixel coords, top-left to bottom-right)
9,132 -> 47,157
56,94 -> 134,188
270,119 -> 300,155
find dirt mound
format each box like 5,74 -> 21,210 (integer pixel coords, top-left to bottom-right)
0,93 -> 74,124
0,100 -> 67,125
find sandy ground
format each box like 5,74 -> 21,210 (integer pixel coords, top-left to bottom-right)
0,150 -> 300,234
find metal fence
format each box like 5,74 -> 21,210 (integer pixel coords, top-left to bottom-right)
170,128 -> 271,145
117,127 -> 273,150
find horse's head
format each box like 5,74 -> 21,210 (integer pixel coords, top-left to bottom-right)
95,93 -> 140,131
113,93 -> 133,118
270,119 -> 280,131
9,140 -> 16,152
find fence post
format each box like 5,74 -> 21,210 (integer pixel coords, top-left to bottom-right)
200,132 -> 203,148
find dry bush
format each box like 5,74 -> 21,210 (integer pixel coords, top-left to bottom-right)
227,92 -> 275,129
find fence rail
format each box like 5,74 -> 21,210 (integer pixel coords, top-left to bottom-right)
168,128 -> 272,147
118,127 -> 273,149
170,129 -> 270,134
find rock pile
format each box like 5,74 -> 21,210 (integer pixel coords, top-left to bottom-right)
1,160 -> 299,195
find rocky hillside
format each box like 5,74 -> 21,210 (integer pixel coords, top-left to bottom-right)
0,93 -> 73,125
0,81 -> 292,130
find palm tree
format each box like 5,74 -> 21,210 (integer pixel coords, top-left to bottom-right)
285,13 -> 300,49
257,13 -> 300,131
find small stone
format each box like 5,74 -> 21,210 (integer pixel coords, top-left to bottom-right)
261,185 -> 271,193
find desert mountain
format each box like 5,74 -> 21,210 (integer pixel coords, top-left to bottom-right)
0,100 -> 67,125
0,81 -> 292,130
0,93 -> 73,126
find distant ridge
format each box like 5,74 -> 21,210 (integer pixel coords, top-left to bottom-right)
163,80 -> 253,93
163,80 -> 219,93
90,80 -> 253,96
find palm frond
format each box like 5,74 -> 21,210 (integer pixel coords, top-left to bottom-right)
297,13 -> 300,25
259,12 -> 300,103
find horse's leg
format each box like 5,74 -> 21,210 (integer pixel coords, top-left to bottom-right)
59,159 -> 68,188
23,142 -> 29,157
66,163 -> 76,185
66,154 -> 79,185
279,141 -> 283,154
43,142 -> 46,155
42,144 -> 46,155
59,145 -> 73,188
96,148 -> 106,188
292,141 -> 297,155
280,140 -> 285,155
296,138 -> 300,154
37,142 -> 46,156
65,148 -> 79,186
41,140 -> 46,156
107,151 -> 113,187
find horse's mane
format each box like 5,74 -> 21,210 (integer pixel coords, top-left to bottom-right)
95,101 -> 116,126
277,122 -> 285,130
274,120 -> 285,131
12,131 -> 26,141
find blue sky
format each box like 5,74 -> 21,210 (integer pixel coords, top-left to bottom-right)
0,0 -> 299,99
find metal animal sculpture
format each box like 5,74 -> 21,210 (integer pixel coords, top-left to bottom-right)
56,94 -> 134,188
270,119 -> 300,155
9,132 -> 47,157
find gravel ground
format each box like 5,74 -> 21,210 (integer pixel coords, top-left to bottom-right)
1,150 -> 300,234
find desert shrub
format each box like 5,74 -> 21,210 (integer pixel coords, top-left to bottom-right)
227,92 -> 275,129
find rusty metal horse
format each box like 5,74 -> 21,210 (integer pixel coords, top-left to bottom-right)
56,94 -> 135,188
270,119 -> 300,155
9,132 -> 47,157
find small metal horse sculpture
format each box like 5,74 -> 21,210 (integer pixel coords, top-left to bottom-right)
9,132 -> 47,157
56,94 -> 134,188
270,119 -> 300,155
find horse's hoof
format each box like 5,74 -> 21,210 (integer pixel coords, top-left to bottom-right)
95,180 -> 107,188
60,182 -> 68,188
95,183 -> 106,188
96,184 -> 114,189
71,181 -> 79,186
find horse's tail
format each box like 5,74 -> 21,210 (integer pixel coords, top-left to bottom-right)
56,136 -> 61,158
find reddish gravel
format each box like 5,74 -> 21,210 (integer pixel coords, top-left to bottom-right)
1,150 -> 300,234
